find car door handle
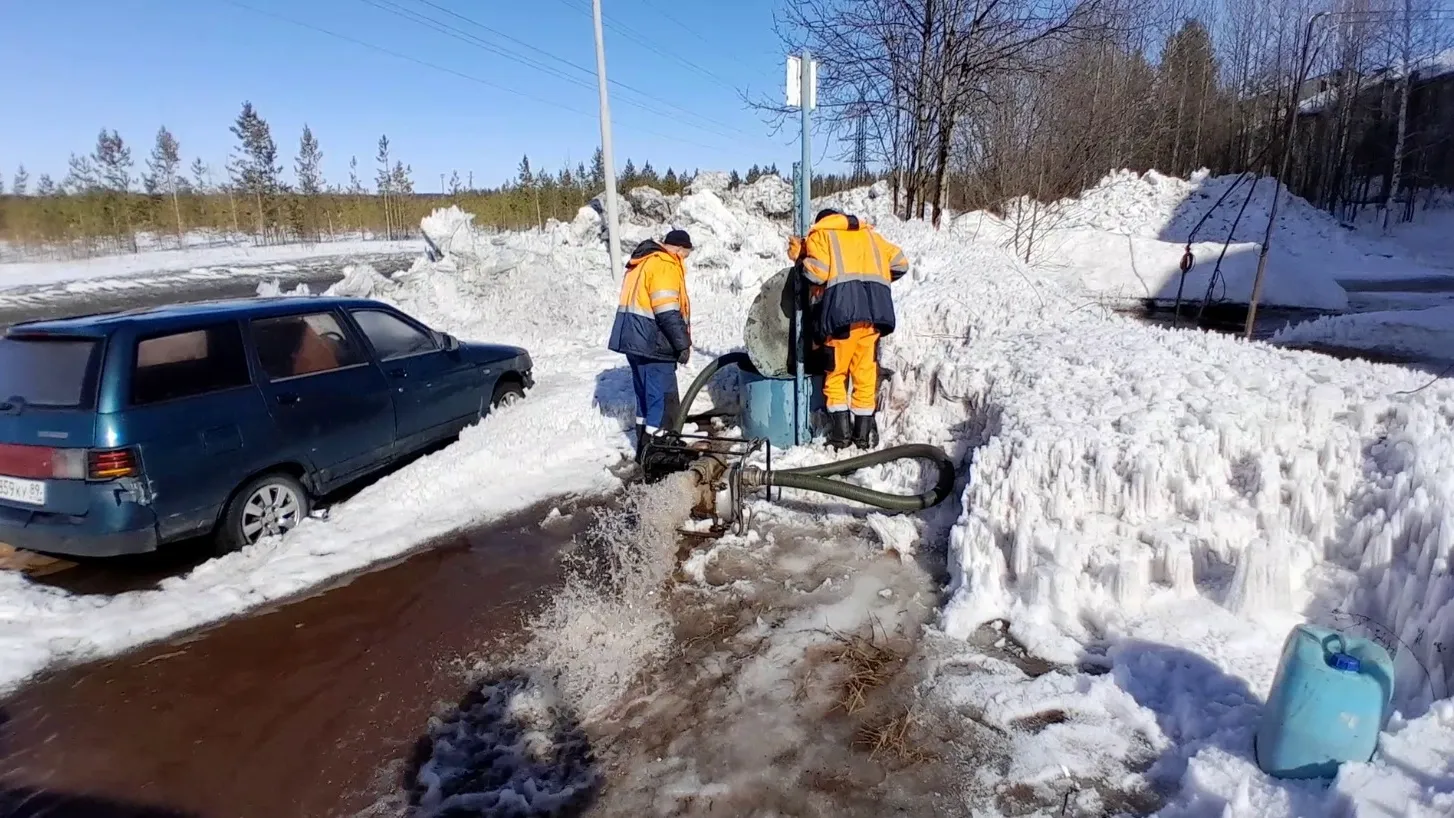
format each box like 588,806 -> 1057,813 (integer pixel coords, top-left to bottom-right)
276,393 -> 301,406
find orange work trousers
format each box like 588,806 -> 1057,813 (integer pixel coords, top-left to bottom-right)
824,324 -> 879,416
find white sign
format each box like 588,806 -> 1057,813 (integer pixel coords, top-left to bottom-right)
786,55 -> 818,110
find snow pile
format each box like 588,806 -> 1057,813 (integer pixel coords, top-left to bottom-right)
255,278 -> 312,297
1273,305 -> 1454,362
880,214 -> 1454,811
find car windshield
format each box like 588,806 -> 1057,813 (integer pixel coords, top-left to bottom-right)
0,336 -> 100,408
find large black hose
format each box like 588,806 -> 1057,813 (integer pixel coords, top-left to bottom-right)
668,351 -> 755,434
765,443 -> 957,512
669,353 -> 957,512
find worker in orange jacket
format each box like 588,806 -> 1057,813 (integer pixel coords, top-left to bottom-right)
608,229 -> 694,462
788,209 -> 909,450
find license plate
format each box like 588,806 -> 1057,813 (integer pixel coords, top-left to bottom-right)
0,475 -> 46,506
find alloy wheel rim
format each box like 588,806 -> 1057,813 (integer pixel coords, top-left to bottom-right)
240,483 -> 302,545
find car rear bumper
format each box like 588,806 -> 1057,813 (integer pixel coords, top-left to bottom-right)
0,491 -> 160,558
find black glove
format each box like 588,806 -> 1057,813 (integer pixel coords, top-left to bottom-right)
677,348 -> 691,365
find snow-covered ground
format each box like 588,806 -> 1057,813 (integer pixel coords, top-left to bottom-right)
1273,304 -> 1454,363
1006,170 -> 1454,311
4,171 -> 1454,816
0,236 -> 422,291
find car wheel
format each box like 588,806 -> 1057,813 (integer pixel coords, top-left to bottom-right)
216,472 -> 312,555
490,378 -> 526,410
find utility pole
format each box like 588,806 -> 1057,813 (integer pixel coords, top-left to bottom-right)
592,0 -> 623,277
788,49 -> 816,446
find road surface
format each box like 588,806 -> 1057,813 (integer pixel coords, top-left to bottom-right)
0,252 -> 417,329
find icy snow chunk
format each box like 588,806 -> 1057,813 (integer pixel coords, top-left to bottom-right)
733,174 -> 794,218
255,278 -> 312,297
327,263 -> 395,298
683,170 -> 731,196
627,186 -> 675,222
865,512 -> 919,559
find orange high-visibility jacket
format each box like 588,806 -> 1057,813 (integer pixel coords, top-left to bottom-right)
787,213 -> 908,340
607,240 -> 691,361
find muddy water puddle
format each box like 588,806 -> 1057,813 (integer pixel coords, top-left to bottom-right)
0,494 -> 609,818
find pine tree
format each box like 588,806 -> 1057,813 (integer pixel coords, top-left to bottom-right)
517,155 -> 533,189
190,158 -> 211,193
229,102 -> 282,240
746,164 -> 762,184
146,126 -> 184,242
448,170 -> 462,195
589,147 -> 606,191
390,160 -> 413,195
375,136 -> 395,239
620,158 -> 637,188
91,129 -> 136,249
12,165 -> 28,196
347,156 -> 365,195
640,160 -> 659,187
295,124 -> 324,195
36,174 -> 56,197
662,167 -> 678,194
729,169 -> 742,188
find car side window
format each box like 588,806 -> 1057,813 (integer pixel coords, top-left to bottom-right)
132,323 -> 251,406
251,312 -> 367,381
350,310 -> 439,361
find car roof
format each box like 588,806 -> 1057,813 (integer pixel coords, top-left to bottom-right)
5,296 -> 394,338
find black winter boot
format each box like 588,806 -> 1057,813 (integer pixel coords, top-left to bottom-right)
826,411 -> 853,450
633,424 -> 648,464
853,414 -> 879,450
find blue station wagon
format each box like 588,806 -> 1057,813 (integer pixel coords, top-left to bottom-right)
0,296 -> 533,557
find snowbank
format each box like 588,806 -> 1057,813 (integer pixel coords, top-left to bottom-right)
1036,230 -> 1348,311
1273,305 -> 1454,362
0,237 -> 421,290
880,216 -> 1454,813
1019,169 -> 1454,307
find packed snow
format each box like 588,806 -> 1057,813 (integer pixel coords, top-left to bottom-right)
0,236 -> 420,291
3,170 -> 1454,816
1272,304 -> 1454,363
996,169 -> 1454,310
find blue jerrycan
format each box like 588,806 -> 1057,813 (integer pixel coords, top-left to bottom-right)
1255,624 -> 1395,779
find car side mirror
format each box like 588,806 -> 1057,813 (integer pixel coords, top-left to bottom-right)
441,332 -> 460,352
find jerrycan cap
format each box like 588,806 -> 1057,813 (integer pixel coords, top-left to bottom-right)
1329,652 -> 1362,673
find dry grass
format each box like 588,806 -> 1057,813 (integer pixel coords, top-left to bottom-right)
852,709 -> 938,764
824,623 -> 907,716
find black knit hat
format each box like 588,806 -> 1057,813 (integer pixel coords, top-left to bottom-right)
815,208 -> 843,224
663,229 -> 693,249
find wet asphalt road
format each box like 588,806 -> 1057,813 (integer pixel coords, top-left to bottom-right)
0,252 -> 418,329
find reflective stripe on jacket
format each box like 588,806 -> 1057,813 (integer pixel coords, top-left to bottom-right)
789,213 -> 908,341
607,240 -> 692,361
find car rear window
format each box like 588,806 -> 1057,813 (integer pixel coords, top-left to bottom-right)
0,336 -> 101,408
131,323 -> 252,406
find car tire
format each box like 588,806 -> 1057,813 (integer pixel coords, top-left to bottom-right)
490,378 -> 526,410
215,472 -> 312,555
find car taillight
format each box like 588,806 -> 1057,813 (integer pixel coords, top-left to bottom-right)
87,448 -> 140,480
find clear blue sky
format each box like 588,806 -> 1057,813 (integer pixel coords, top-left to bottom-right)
0,0 -> 840,191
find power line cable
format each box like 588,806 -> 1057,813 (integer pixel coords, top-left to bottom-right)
359,0 -> 740,141
397,0 -> 750,136
546,0 -> 741,91
218,0 -> 729,154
